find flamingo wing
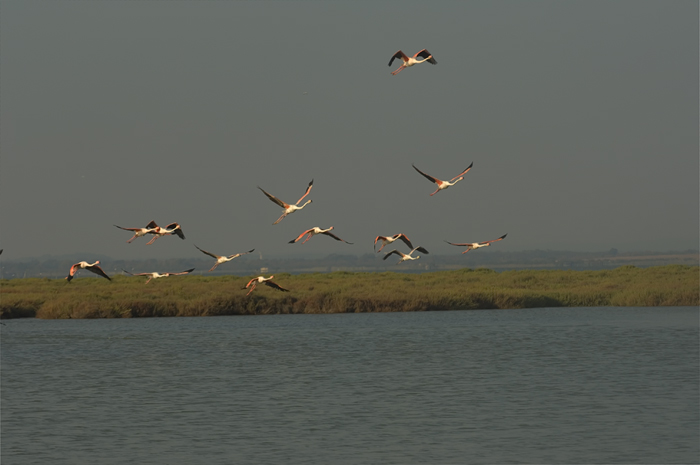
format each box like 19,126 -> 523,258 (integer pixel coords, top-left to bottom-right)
122,270 -> 153,277
114,225 -> 140,232
374,236 -> 387,251
449,162 -> 474,182
415,246 -> 429,254
296,179 -> 314,204
145,220 -> 159,229
289,229 -> 313,244
415,49 -> 437,64
444,240 -> 474,247
383,250 -> 403,260
195,245 -> 221,259
86,264 -> 111,281
258,187 -> 289,208
481,233 -> 508,245
230,249 -> 255,259
171,268 -> 195,276
323,231 -> 353,244
264,280 -> 289,292
165,223 -> 185,240
412,164 -> 440,184
65,263 -> 82,281
396,234 -> 414,250
388,50 -> 409,66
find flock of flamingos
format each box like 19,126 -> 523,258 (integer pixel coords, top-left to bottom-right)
65,49 -> 507,295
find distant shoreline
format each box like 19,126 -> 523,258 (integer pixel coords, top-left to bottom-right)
1,265 -> 698,319
1,251 -> 697,280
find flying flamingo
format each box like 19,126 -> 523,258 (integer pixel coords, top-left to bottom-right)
65,261 -> 111,282
114,220 -> 159,243
389,49 -> 437,75
146,222 -> 185,245
289,226 -> 353,245
259,180 -> 313,225
374,234 -> 414,253
413,162 -> 473,196
243,276 -> 289,296
383,246 -> 430,264
194,245 -> 255,271
122,268 -> 195,284
445,234 -> 508,253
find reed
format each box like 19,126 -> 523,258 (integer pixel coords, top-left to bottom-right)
1,265 -> 697,319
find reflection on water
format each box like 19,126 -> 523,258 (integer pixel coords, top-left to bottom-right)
2,307 -> 698,464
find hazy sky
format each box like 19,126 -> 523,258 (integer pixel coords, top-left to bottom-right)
1,1 -> 697,261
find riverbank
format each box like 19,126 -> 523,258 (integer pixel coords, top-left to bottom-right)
1,265 -> 697,319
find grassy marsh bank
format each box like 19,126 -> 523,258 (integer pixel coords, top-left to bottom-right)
1,265 -> 698,319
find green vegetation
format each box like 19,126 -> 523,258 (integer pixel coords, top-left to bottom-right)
1,265 -> 698,319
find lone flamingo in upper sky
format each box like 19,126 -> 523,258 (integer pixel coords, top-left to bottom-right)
65,261 -> 111,282
389,49 -> 437,75
259,180 -> 313,225
243,276 -> 289,296
383,246 -> 430,264
289,226 -> 353,245
374,234 -> 414,253
445,234 -> 508,253
122,268 -> 195,284
413,162 -> 473,196
194,245 -> 255,271
114,220 -> 159,243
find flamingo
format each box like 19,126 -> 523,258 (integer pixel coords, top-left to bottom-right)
289,226 -> 353,244
146,222 -> 185,245
194,245 -> 255,271
389,49 -> 437,75
259,180 -> 313,225
114,220 -> 159,243
65,261 -> 111,282
445,234 -> 508,253
243,276 -> 289,296
374,234 -> 414,253
122,268 -> 195,284
383,246 -> 430,264
413,162 -> 473,196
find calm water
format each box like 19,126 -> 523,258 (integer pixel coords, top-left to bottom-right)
2,307 -> 698,465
